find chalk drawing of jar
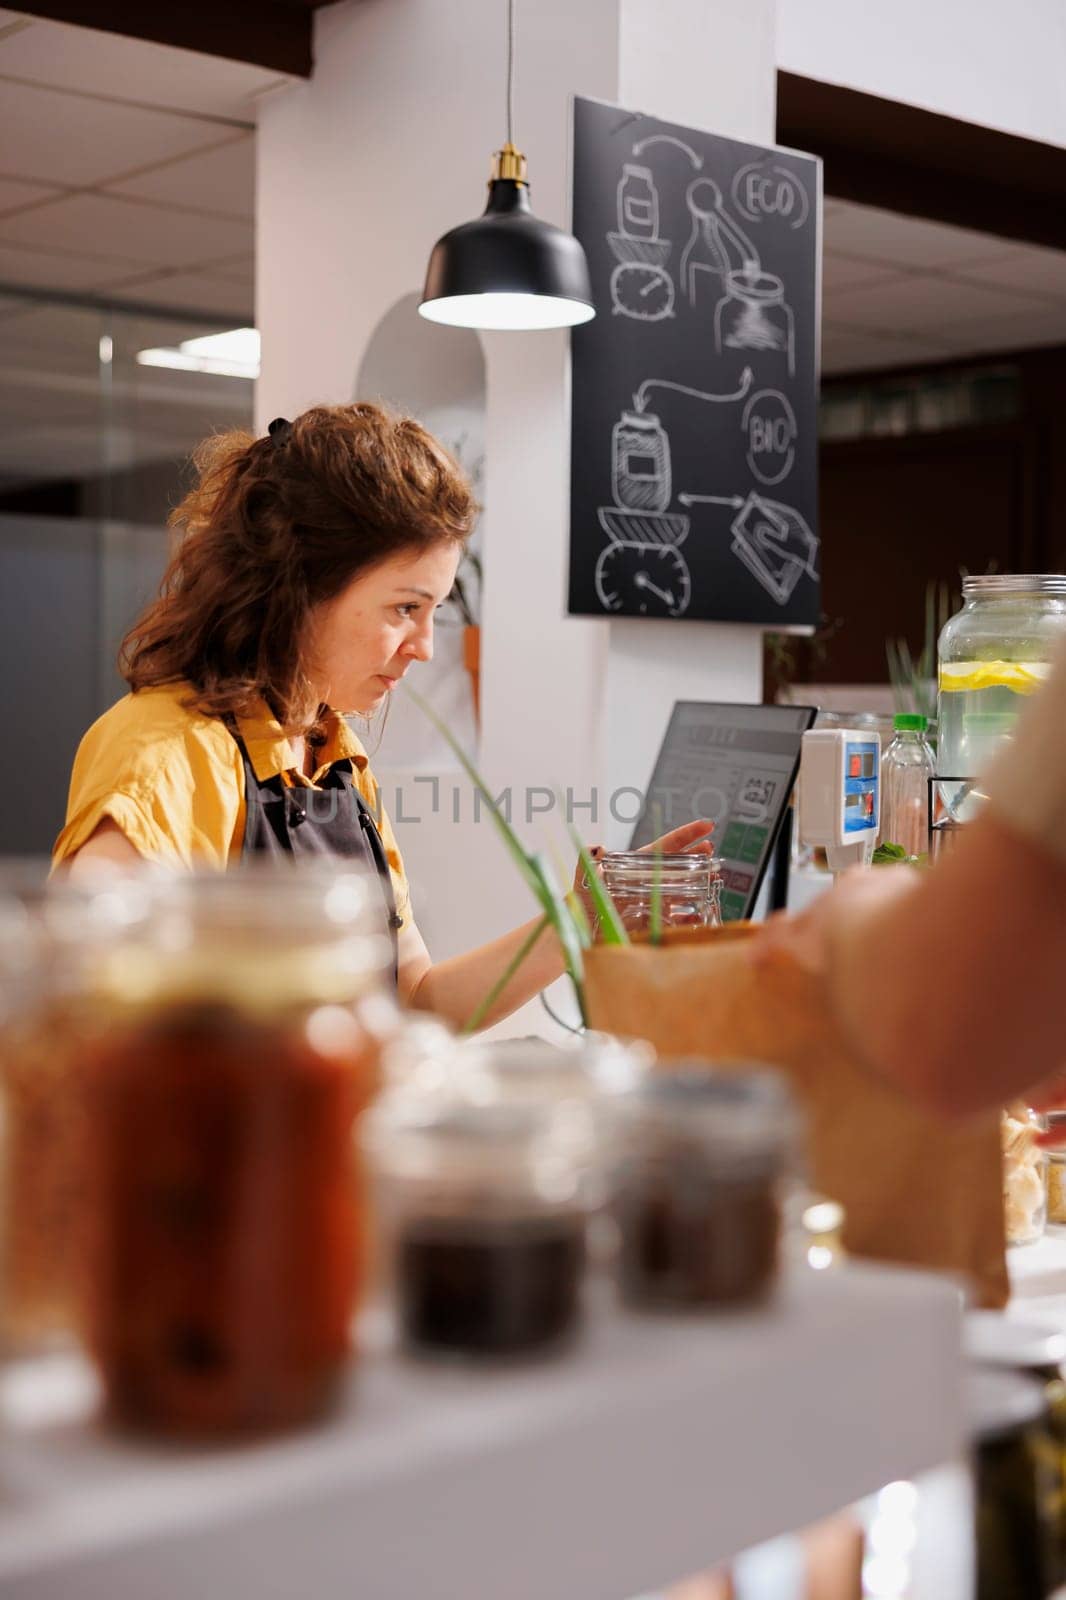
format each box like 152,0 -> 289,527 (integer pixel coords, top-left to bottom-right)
715,268 -> 795,378
612,410 -> 671,514
608,165 -> 675,321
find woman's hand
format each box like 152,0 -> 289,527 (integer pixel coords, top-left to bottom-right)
573,818 -> 715,925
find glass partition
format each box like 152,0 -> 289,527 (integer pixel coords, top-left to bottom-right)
0,291 -> 254,855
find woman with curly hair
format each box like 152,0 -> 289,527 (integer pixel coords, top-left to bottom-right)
55,403 -> 708,1027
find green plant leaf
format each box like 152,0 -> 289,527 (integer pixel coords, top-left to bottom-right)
461,914 -> 550,1034
530,849 -> 586,997
566,825 -> 629,948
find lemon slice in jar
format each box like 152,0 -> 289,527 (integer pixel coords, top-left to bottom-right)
938,660 -> 1053,694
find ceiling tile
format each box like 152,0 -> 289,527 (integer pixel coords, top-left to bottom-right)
822,254 -> 905,293
824,202 -> 1020,271
105,135 -> 254,219
0,79 -> 229,187
0,240 -> 143,292
106,267 -> 253,319
200,253 -> 254,286
0,19 -> 286,120
0,174 -> 65,216
828,271 -> 1053,334
0,192 -> 253,267
821,330 -> 959,376
930,304 -> 1066,356
952,243 -> 1066,304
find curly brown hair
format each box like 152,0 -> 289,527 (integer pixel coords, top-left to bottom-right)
121,402 -> 476,732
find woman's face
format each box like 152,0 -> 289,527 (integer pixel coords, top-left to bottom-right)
308,541 -> 463,714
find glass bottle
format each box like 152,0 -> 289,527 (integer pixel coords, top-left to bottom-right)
80,864 -> 391,1437
937,575 -> 1066,823
598,850 -> 721,935
365,1095 -> 595,1359
878,713 -> 935,857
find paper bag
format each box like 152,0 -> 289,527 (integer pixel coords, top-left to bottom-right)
585,924 -> 1007,1308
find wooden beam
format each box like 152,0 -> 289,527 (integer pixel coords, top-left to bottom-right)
8,0 -> 317,77
777,71 -> 1066,253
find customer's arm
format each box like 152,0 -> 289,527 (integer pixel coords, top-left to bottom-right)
766,641 -> 1066,1118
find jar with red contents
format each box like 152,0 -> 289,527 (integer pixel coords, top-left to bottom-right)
81,866 -> 392,1438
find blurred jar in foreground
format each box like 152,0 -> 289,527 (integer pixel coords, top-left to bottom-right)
81,865 -> 391,1438
1003,1103 -> 1048,1248
365,1094 -> 597,1359
0,868 -> 133,1355
612,1066 -> 799,1311
966,1367 -> 1058,1600
966,1313 -> 1066,1592
598,851 -> 721,935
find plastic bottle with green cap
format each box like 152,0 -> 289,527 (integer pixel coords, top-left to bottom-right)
879,712 -> 935,857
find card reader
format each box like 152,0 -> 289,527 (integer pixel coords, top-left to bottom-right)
799,729 -> 880,874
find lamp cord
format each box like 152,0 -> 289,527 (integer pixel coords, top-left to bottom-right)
506,0 -> 515,147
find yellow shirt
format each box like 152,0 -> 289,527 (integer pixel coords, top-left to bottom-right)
53,683 -> 412,928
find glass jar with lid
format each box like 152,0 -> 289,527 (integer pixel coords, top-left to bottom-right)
81,863 -> 391,1437
364,1095 -> 596,1358
597,851 -> 722,935
1045,1113 -> 1066,1228
611,1065 -> 799,1309
937,575 -> 1066,822
1003,1102 -> 1048,1247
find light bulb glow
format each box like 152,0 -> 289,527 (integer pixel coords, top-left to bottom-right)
418,292 -> 595,331
135,326 -> 260,379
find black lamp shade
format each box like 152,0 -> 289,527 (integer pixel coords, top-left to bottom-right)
420,179 -> 595,330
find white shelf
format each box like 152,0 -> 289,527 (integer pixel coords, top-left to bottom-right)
1007,1229 -> 1066,1325
0,1264 -> 963,1600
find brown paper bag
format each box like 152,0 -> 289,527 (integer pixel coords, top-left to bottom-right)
585,924 -> 1007,1308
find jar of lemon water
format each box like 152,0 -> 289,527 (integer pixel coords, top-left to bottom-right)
937,576 -> 1066,823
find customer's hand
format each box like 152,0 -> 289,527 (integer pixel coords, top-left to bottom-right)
1028,1078 -> 1066,1145
757,862 -> 922,976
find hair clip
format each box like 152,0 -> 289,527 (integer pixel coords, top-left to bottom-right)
267,416 -> 293,446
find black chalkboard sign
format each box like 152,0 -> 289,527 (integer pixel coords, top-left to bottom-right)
568,96 -> 822,628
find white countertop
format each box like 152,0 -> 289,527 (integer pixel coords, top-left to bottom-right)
0,1263 -> 963,1600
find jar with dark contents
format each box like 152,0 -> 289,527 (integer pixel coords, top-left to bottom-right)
611,1066 -> 798,1310
81,866 -> 391,1438
365,1098 -> 595,1359
597,851 -> 722,936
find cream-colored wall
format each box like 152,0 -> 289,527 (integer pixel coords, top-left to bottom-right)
776,0 -> 1066,149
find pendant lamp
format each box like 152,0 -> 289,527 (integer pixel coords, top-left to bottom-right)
418,0 -> 595,331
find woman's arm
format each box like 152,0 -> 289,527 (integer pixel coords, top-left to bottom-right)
58,819 -> 145,877
400,819 -> 714,1032
399,915 -> 565,1031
